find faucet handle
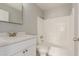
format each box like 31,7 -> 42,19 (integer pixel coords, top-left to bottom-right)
40,35 -> 44,39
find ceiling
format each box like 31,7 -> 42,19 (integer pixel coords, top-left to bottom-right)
36,3 -> 72,11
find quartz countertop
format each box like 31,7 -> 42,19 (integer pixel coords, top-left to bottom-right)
0,35 -> 36,47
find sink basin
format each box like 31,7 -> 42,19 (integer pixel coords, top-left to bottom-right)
0,35 -> 36,47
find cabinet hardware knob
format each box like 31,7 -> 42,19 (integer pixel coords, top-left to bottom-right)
25,50 -> 28,52
23,51 -> 25,54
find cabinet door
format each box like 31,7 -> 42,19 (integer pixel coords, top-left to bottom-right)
25,45 -> 36,56
74,4 -> 79,56
0,39 -> 36,56
12,44 -> 36,56
13,51 -> 25,56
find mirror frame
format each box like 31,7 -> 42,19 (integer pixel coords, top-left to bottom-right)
0,3 -> 23,25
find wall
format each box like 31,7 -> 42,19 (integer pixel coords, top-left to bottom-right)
44,5 -> 72,19
22,3 -> 43,35
42,8 -> 74,56
44,15 -> 74,56
37,17 -> 45,44
0,3 -> 43,35
37,5 -> 74,55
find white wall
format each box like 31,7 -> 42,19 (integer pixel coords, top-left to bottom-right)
22,3 -> 43,35
37,17 -> 45,44
44,15 -> 74,56
42,8 -> 74,56
0,3 -> 43,35
37,5 -> 74,55
44,5 -> 72,19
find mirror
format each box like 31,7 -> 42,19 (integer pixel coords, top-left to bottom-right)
0,3 -> 23,24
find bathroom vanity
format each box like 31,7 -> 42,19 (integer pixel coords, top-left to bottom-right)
0,35 -> 36,56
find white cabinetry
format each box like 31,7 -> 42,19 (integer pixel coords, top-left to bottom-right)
0,38 -> 36,56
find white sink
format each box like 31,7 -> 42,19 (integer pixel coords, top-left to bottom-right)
0,35 -> 36,47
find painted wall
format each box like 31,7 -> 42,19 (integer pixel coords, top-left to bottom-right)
43,8 -> 74,56
22,3 -> 43,35
37,5 -> 74,55
0,3 -> 43,35
44,5 -> 72,19
44,15 -> 74,56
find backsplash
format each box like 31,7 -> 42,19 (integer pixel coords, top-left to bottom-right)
17,32 -> 26,36
0,32 -> 8,37
0,32 -> 27,37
